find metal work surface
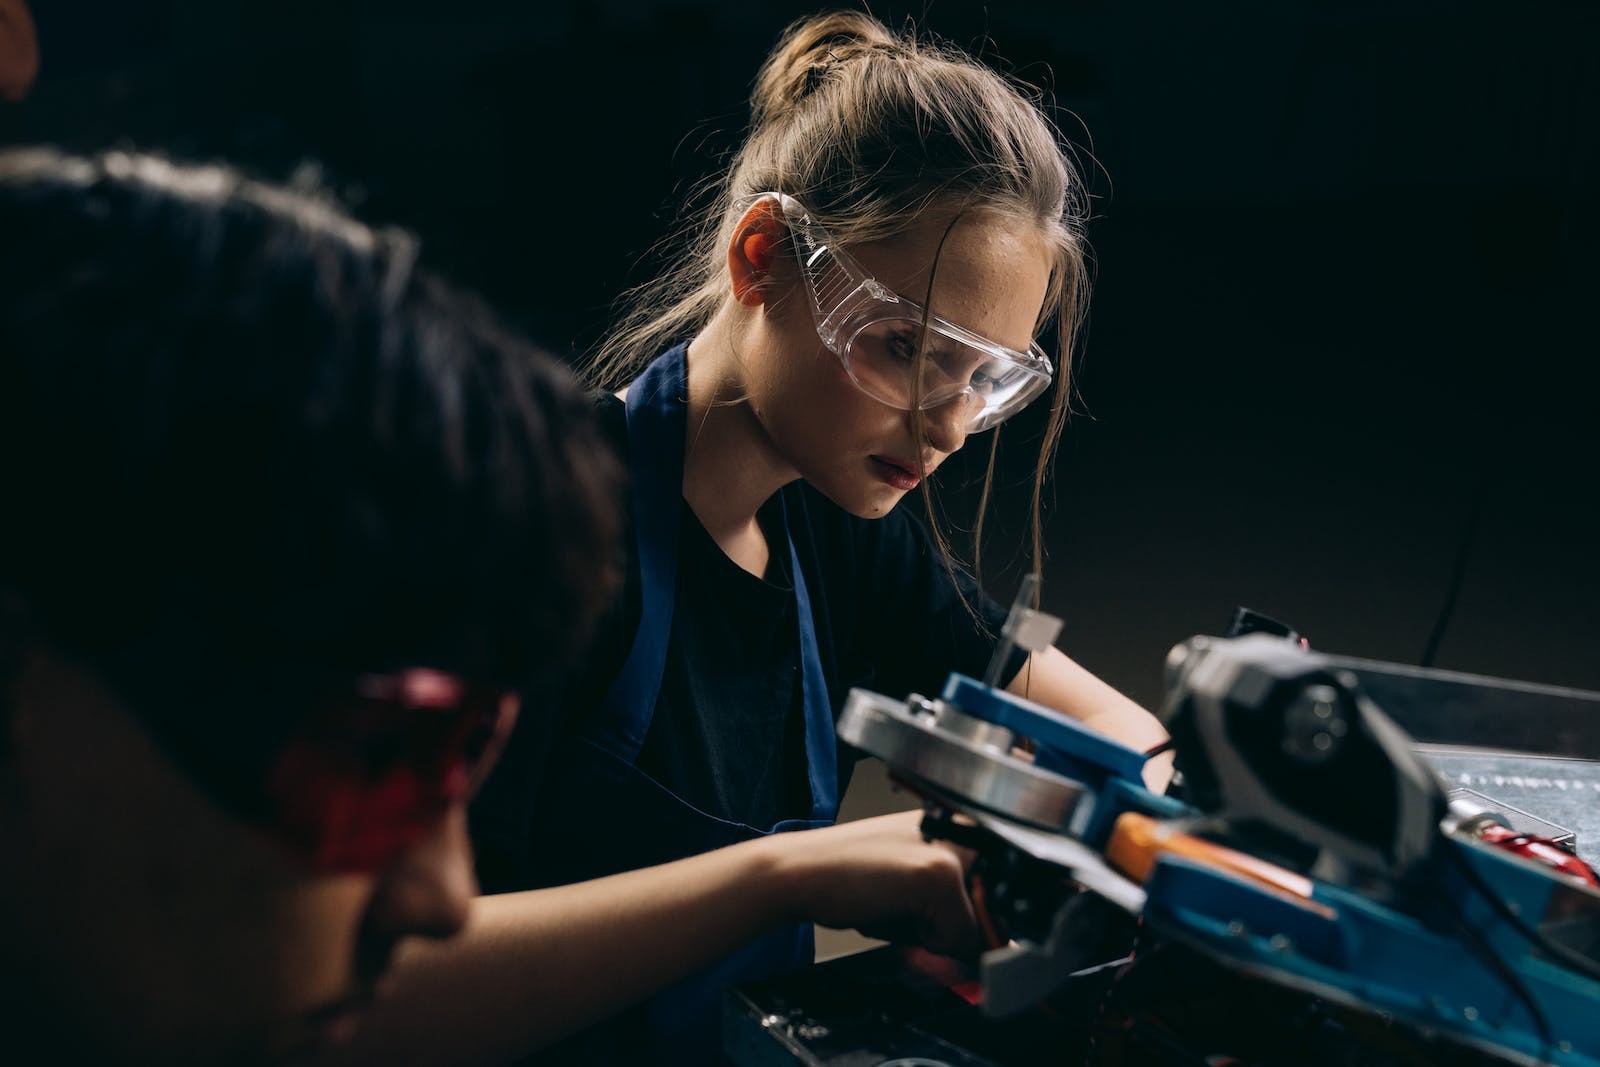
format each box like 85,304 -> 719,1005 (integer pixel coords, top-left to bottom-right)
1422,746 -> 1600,862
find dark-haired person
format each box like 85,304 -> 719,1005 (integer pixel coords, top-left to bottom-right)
0,0 -> 37,100
467,10 -> 1177,1063
0,146 -> 985,1066
0,144 -> 618,1063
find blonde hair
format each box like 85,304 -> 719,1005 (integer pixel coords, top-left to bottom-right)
589,10 -> 1090,591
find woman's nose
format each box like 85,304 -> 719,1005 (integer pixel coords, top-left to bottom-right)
366,806 -> 478,942
919,392 -> 973,455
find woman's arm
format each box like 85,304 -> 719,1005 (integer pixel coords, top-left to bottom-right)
1006,646 -> 1175,791
321,810 -> 977,1067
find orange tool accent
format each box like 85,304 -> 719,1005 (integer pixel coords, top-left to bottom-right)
1107,812 -> 1336,920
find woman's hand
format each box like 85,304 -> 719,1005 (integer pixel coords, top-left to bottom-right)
762,809 -> 983,959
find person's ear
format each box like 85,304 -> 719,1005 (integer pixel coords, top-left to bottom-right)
728,198 -> 786,307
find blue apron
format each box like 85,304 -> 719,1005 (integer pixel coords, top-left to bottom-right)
532,343 -> 840,1064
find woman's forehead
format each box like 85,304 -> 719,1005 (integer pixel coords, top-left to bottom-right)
848,213 -> 1053,351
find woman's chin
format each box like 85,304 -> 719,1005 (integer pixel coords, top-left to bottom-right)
836,481 -> 913,519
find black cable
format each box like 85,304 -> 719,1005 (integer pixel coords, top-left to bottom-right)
1428,851 -> 1553,1063
1420,480 -> 1483,668
1082,918 -> 1147,1067
1443,836 -> 1600,983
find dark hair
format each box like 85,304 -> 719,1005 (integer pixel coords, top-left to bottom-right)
0,147 -> 619,774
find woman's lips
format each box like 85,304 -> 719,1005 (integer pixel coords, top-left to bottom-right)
869,455 -> 921,491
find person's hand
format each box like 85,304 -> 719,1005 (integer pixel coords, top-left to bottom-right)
764,809 -> 983,959
0,0 -> 39,102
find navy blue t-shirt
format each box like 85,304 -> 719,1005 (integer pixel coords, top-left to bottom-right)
471,391 -> 1023,888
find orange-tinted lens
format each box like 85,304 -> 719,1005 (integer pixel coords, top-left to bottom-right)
263,673 -> 517,871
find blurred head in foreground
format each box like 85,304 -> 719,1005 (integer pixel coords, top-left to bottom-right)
0,146 -> 618,1063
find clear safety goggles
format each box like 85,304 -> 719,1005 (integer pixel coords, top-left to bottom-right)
765,193 -> 1054,432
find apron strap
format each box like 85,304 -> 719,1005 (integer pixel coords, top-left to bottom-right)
782,492 -> 840,823
597,343 -> 840,823
596,345 -> 689,761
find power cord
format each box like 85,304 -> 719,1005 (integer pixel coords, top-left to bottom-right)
1419,481 -> 1483,668
1443,835 -> 1600,983
1428,848 -> 1553,1063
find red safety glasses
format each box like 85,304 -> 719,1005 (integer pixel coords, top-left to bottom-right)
262,669 -> 518,872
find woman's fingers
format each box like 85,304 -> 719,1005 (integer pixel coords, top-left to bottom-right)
915,853 -> 984,958
776,808 -> 983,959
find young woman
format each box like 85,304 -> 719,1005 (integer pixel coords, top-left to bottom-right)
465,9 -> 1174,1063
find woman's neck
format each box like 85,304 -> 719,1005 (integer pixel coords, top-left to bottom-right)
680,312 -> 799,564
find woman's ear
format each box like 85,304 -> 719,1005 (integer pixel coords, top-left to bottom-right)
728,199 -> 786,307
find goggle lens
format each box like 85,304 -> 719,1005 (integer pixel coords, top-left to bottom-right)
264,670 -> 517,872
846,317 -> 1048,424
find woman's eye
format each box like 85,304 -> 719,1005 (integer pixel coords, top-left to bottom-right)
886,333 -> 918,362
970,368 -> 1000,395
886,332 -> 956,368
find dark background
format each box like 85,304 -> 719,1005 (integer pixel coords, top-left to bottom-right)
6,0 -> 1596,707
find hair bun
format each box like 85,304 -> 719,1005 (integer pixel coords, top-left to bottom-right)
751,11 -> 903,126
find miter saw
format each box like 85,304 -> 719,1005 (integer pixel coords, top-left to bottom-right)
727,582 -> 1600,1066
